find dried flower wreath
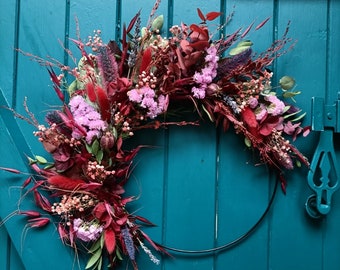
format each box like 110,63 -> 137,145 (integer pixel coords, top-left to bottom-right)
1,3 -> 310,270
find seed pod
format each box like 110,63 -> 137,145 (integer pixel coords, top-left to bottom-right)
100,132 -> 115,149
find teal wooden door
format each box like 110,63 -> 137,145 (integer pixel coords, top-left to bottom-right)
1,0 -> 340,269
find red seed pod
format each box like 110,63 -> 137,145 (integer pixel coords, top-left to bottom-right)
27,217 -> 50,228
19,210 -> 41,218
100,132 -> 115,149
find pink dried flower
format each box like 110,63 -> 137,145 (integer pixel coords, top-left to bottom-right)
73,218 -> 103,242
265,95 -> 285,116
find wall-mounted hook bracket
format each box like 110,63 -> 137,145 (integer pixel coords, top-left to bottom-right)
306,95 -> 340,218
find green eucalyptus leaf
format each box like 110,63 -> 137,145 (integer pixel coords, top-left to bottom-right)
229,45 -> 251,56
100,233 -> 104,249
296,160 -> 301,168
282,105 -> 291,114
291,112 -> 306,122
35,155 -> 47,164
202,105 -> 214,122
244,137 -> 252,148
85,249 -> 102,269
92,140 -> 100,155
237,40 -> 253,47
97,257 -> 102,270
116,247 -> 123,261
96,150 -> 104,164
279,76 -> 295,90
89,238 -> 102,252
152,15 -> 164,31
44,164 -> 54,170
112,127 -> 118,140
28,157 -> 36,165
283,109 -> 302,119
283,91 -> 301,99
68,80 -> 77,96
86,143 -> 93,154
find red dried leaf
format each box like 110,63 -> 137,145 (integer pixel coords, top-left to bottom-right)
189,40 -> 209,51
27,217 -> 50,228
86,82 -> 97,102
279,173 -> 287,194
96,86 -> 111,122
33,190 -> 52,212
205,11 -> 222,21
241,21 -> 255,38
189,24 -> 208,39
223,28 -> 241,46
104,228 -> 116,254
19,210 -> 41,218
47,175 -> 86,191
22,177 -> 33,188
135,215 -> 156,226
93,202 -> 106,220
139,47 -> 153,73
47,68 -> 64,101
58,223 -> 69,243
255,17 -> 271,30
241,107 -> 258,135
126,10 -> 140,33
116,137 -> 123,152
63,106 -> 87,136
121,196 -> 135,205
0,167 -> 21,174
197,8 -> 206,21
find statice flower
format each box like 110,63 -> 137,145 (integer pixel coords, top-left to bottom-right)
73,218 -> 103,242
265,95 -> 285,116
127,86 -> 168,119
191,45 -> 219,99
69,95 -> 107,143
255,104 -> 267,121
248,97 -> 259,109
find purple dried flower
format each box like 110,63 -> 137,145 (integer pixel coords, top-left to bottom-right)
192,45 -> 219,99
128,87 -> 166,119
97,46 -> 118,84
73,218 -> 103,242
265,95 -> 285,116
121,227 -> 135,260
69,95 -> 107,143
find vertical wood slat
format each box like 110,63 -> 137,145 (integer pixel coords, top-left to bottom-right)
0,0 -> 19,106
216,1 -> 274,269
270,1 -> 329,270
323,0 -> 340,269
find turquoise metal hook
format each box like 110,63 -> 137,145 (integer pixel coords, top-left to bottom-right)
306,96 -> 340,218
307,130 -> 339,217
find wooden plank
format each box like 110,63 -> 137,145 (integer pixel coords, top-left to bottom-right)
119,1 -> 169,269
269,1 -> 328,269
0,1 -> 82,268
68,0 -> 118,63
0,116 -> 78,270
14,0 -> 68,154
215,1 -> 274,269
323,0 -> 340,269
0,0 -> 17,104
163,0 -> 220,267
0,225 -> 9,269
